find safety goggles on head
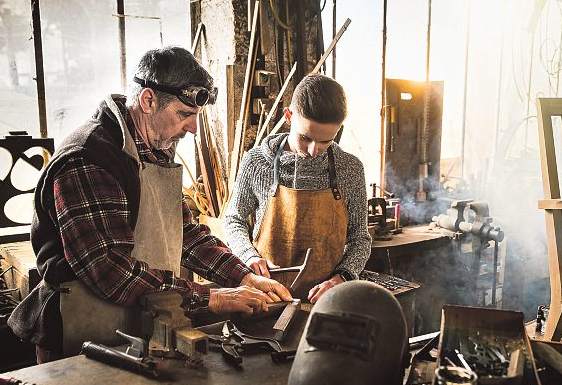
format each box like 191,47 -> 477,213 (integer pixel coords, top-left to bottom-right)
133,76 -> 217,107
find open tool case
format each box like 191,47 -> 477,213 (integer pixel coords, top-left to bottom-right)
435,305 -> 541,385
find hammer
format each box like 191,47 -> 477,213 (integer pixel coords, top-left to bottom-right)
269,248 -> 313,290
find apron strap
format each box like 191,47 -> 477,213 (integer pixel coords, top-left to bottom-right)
271,136 -> 341,200
270,137 -> 288,196
327,146 -> 342,200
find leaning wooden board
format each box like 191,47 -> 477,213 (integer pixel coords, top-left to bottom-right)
0,241 -> 40,300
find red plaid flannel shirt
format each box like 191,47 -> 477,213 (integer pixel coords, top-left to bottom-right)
51,117 -> 250,313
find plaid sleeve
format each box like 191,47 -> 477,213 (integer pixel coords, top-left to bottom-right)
181,197 -> 252,287
53,156 -> 210,313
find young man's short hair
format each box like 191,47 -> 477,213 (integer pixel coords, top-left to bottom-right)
291,74 -> 347,124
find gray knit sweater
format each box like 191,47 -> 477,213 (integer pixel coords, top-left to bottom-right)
223,133 -> 372,278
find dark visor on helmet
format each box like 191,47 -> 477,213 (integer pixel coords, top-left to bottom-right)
133,76 -> 217,107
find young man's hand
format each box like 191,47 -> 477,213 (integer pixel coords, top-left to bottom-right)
209,286 -> 270,315
307,274 -> 344,303
241,272 -> 293,302
246,256 -> 280,278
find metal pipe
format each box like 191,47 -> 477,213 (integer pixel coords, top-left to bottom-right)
379,0 -> 388,195
117,0 -> 127,94
460,0 -> 471,179
492,240 -> 499,306
422,0 -> 432,165
416,0 -> 432,202
31,0 -> 48,138
332,0 -> 337,78
493,0 -> 506,161
524,32 -> 535,152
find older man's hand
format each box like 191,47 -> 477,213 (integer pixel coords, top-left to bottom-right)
209,286 -> 270,315
241,273 -> 293,303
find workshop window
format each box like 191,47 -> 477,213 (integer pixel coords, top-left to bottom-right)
0,0 -> 191,240
0,0 -> 191,145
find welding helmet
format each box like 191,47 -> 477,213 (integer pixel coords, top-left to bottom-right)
288,281 -> 408,385
133,76 -> 217,107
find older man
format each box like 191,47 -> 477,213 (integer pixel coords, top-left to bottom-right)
8,46 -> 291,363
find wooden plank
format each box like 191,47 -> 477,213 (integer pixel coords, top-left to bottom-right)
259,0 -> 272,55
226,65 -> 235,157
191,23 -> 204,53
312,18 -> 351,73
538,199 -> 562,210
268,19 -> 352,139
196,113 -> 217,217
228,0 -> 260,192
253,62 -> 297,147
0,241 -> 39,300
536,98 -> 562,341
202,109 -> 227,211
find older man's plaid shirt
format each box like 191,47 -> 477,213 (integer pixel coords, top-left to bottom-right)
50,114 -> 250,313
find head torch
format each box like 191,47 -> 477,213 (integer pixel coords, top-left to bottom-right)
133,76 -> 217,107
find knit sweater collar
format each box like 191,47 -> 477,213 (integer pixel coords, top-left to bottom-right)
260,133 -> 340,167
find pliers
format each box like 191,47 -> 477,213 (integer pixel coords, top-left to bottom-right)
208,321 -> 295,366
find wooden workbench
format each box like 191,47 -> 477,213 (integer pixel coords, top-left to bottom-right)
3,314 -> 304,385
370,224 -> 449,260
4,347 -> 292,385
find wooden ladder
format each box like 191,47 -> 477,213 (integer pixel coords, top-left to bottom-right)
537,98 -> 562,340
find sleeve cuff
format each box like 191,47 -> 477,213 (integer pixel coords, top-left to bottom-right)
182,283 -> 211,313
224,263 -> 253,288
335,269 -> 357,282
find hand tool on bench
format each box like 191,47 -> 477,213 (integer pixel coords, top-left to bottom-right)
208,320 -> 296,366
272,299 -> 301,341
269,248 -> 313,290
81,329 -> 159,377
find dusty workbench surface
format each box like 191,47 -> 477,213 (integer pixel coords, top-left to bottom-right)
371,224 -> 449,248
4,312 -> 306,385
4,349 -> 292,385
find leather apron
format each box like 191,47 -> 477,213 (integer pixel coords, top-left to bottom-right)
60,99 -> 183,356
253,137 -> 348,299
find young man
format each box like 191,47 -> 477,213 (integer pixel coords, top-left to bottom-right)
8,46 -> 291,363
224,74 -> 372,302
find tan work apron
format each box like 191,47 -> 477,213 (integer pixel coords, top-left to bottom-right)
253,137 -> 348,299
60,98 -> 183,356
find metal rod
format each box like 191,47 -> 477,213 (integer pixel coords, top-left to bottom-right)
379,0 -> 388,195
422,0 -> 432,165
416,0 -> 432,202
117,0 -> 127,94
332,0 -> 337,78
460,0 -> 470,179
31,0 -> 48,138
492,239 -> 499,306
524,31 -> 535,153
493,0 -> 506,162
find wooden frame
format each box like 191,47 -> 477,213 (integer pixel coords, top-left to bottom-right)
536,98 -> 562,340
